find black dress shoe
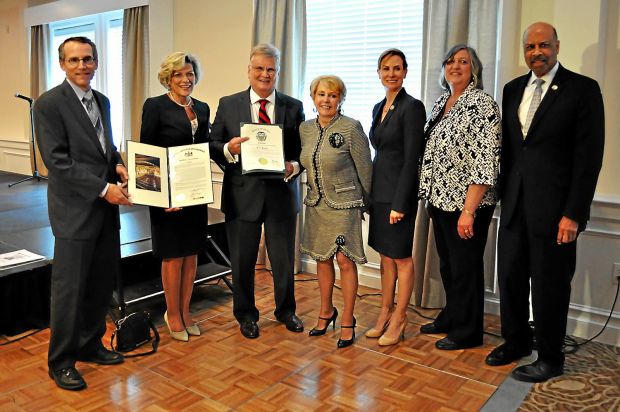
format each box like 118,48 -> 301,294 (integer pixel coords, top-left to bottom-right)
337,317 -> 356,349
420,322 -> 446,334
78,347 -> 124,365
511,360 -> 563,382
240,321 -> 259,339
486,343 -> 533,366
309,308 -> 338,336
49,367 -> 87,391
279,314 -> 304,332
435,337 -> 481,350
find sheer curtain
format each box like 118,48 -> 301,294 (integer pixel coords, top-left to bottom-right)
412,0 -> 500,308
251,0 -> 307,272
29,24 -> 50,177
122,6 -> 149,149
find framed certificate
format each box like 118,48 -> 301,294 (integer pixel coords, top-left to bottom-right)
240,123 -> 285,175
127,141 -> 214,208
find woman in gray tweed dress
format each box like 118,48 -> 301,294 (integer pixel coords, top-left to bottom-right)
300,75 -> 372,348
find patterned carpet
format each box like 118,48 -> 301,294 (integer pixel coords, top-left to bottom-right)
519,341 -> 620,411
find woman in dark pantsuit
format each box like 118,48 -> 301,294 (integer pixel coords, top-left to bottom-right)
366,49 -> 426,346
418,45 -> 501,350
140,52 -> 210,341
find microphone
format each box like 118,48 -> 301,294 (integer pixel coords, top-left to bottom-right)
15,93 -> 33,103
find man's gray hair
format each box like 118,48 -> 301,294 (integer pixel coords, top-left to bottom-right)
250,43 -> 280,70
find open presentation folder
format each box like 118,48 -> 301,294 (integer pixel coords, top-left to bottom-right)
127,141 -> 214,208
240,123 -> 285,176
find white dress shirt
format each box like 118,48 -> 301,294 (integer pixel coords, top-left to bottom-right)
518,61 -> 559,136
223,88 -> 299,180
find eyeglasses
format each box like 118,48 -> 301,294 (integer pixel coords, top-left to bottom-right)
250,66 -> 277,76
64,56 -> 96,68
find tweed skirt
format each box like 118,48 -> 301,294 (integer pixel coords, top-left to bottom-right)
301,200 -> 366,264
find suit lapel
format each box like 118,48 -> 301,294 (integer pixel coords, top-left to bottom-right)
526,65 -> 567,137
370,100 -> 384,148
93,91 -> 112,160
61,81 -> 106,159
241,89 -> 253,125
274,91 -> 286,125
509,75 -> 529,141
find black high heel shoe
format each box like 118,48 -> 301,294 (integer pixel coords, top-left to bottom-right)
337,317 -> 356,348
309,308 -> 338,336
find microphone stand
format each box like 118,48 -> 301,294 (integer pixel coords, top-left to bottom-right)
9,95 -> 47,187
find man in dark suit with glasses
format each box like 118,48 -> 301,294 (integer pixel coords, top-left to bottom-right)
35,36 -> 132,390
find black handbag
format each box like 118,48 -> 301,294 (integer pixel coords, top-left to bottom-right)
110,311 -> 160,357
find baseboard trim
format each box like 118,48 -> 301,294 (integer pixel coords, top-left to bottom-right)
484,296 -> 620,346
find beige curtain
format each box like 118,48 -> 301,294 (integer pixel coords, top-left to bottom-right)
122,6 -> 149,151
29,24 -> 50,176
252,0 -> 307,273
412,0 -> 500,308
252,0 -> 307,98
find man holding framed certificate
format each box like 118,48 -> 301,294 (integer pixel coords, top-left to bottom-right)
210,44 -> 305,339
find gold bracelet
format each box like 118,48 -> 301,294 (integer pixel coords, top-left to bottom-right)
462,208 -> 476,218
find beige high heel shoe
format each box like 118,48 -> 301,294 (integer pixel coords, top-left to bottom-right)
186,323 -> 201,336
164,311 -> 189,341
378,317 -> 407,346
365,313 -> 391,338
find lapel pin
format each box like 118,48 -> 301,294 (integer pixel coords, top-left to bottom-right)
551,85 -> 558,91
390,105 -> 395,111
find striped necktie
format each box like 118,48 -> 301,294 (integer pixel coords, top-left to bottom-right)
82,96 -> 106,153
258,99 -> 271,124
523,78 -> 544,138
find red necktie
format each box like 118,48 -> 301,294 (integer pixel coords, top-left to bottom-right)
258,99 -> 271,124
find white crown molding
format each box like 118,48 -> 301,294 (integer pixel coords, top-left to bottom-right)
24,0 -> 148,27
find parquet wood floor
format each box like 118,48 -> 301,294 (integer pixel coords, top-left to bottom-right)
0,269 -> 510,411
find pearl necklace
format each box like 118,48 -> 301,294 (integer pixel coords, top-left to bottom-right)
168,92 -> 192,108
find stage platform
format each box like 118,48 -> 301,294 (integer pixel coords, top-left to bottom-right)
0,171 -> 231,335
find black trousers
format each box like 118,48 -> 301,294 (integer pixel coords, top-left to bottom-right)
226,204 -> 297,323
428,204 -> 495,344
48,221 -> 120,371
498,196 -> 576,366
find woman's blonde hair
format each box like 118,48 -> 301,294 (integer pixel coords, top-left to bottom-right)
158,52 -> 201,89
309,75 -> 347,109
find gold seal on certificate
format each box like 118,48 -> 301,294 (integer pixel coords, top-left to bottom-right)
127,141 -> 214,208
240,123 -> 285,175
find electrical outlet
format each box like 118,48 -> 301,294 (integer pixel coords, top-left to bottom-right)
613,263 -> 620,284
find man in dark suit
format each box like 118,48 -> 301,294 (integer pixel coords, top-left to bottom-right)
210,44 -> 305,339
35,37 -> 132,390
485,22 -> 605,382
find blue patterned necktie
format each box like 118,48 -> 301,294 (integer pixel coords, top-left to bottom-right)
82,96 -> 106,153
523,78 -> 544,138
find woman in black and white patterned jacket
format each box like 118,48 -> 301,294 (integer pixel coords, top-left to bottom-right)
418,44 -> 501,351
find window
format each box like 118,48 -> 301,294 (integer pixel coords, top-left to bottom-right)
49,10 -> 124,148
304,0 -> 425,135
